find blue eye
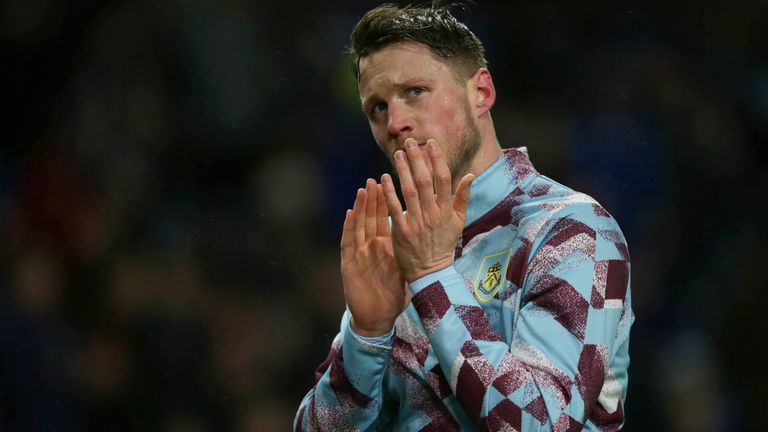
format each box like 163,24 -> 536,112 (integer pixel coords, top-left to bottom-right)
409,87 -> 424,96
372,102 -> 387,114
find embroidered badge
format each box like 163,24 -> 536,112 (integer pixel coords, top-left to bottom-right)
473,248 -> 513,302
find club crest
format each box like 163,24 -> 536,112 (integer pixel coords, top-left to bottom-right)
473,248 -> 513,302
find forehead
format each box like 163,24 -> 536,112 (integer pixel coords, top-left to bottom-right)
357,42 -> 454,98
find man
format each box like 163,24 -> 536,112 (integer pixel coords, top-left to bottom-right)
295,3 -> 633,431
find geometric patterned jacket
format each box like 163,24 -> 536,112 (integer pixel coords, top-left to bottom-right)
295,147 -> 633,431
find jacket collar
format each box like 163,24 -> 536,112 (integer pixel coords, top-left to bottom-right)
464,147 -> 538,227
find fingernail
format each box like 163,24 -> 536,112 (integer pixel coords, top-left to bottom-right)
382,173 -> 391,183
428,140 -> 437,150
395,150 -> 405,160
404,139 -> 415,149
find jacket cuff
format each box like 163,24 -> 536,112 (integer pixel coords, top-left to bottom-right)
409,265 -> 462,294
349,324 -> 395,347
339,310 -> 392,396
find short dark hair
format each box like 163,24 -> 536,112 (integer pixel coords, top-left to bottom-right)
348,2 -> 487,82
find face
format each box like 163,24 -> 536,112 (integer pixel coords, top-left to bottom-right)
358,42 -> 481,183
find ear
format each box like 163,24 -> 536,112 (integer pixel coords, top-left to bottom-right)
468,68 -> 496,117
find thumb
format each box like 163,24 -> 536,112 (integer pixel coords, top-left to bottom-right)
452,173 -> 475,220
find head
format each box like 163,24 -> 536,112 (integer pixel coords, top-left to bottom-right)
349,2 -> 498,185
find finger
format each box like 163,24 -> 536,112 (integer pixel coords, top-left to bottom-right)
376,183 -> 389,236
352,187 -> 367,249
364,178 -> 377,239
423,144 -> 434,178
427,139 -> 452,205
403,138 -> 436,213
453,173 -> 475,222
340,209 -> 355,261
381,173 -> 406,228
393,147 -> 421,220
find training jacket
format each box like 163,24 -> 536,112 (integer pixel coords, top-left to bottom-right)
295,147 -> 633,431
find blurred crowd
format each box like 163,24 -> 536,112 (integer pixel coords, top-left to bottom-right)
1,0 -> 766,431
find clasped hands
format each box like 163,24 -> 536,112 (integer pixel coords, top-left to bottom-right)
341,138 -> 475,336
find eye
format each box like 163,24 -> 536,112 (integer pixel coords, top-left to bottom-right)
372,102 -> 387,115
408,87 -> 424,96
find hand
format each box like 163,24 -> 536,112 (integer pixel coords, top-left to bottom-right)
381,138 -> 475,283
341,179 -> 410,337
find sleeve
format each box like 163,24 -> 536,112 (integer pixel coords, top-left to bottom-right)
408,207 -> 633,431
293,309 -> 392,431
350,326 -> 395,347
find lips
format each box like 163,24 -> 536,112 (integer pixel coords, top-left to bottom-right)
392,140 -> 427,155
397,140 -> 426,148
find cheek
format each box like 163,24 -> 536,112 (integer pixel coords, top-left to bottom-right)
369,123 -> 387,147
437,109 -> 469,145
373,133 -> 394,159
432,95 -> 468,139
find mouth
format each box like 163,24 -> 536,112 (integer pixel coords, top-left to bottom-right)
396,141 -> 426,151
390,140 -> 427,160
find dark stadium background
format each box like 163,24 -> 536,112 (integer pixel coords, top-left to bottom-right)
1,0 -> 766,430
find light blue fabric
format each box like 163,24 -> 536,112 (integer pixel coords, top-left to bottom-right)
349,325 -> 395,347
409,266 -> 456,294
295,148 -> 633,431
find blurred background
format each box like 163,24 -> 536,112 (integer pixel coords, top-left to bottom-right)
1,0 -> 766,430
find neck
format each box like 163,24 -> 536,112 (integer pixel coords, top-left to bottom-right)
467,116 -> 503,179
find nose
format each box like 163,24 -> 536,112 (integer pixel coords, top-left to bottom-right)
386,102 -> 413,140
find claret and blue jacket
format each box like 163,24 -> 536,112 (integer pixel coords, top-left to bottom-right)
295,147 -> 633,431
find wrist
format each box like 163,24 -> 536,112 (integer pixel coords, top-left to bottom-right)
405,259 -> 454,283
350,316 -> 395,337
